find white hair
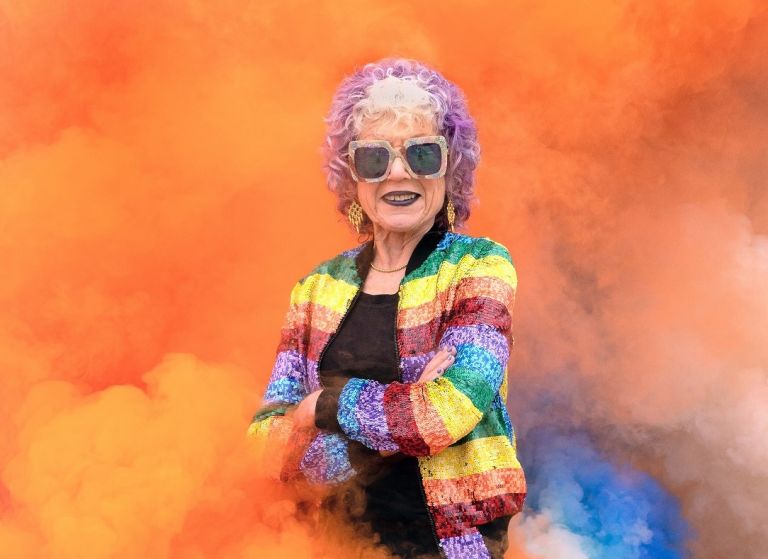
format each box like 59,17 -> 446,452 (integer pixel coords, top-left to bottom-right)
349,75 -> 441,135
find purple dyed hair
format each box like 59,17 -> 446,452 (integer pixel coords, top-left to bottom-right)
322,58 -> 480,235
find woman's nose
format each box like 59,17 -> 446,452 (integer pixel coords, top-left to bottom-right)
388,154 -> 410,180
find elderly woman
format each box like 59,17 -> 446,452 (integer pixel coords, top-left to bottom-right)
248,58 -> 526,559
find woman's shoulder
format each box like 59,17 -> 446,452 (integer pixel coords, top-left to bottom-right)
439,233 -> 517,292
293,239 -> 369,286
437,231 -> 514,265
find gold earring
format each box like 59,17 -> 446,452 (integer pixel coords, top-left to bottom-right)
348,199 -> 364,234
446,198 -> 456,232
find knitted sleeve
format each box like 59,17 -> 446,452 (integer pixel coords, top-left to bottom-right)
334,239 -> 517,457
246,280 -> 359,484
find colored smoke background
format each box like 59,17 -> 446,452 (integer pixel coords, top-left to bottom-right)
1,1 -> 766,558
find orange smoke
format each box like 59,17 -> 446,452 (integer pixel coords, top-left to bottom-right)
1,1 -> 766,558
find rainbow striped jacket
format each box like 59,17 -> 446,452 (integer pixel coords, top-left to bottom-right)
248,229 -> 526,559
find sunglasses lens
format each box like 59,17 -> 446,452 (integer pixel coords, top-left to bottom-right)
354,146 -> 390,179
405,143 -> 443,176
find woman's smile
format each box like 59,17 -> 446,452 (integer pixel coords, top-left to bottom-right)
381,191 -> 421,206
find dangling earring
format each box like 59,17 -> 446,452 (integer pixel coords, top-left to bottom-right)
348,199 -> 365,234
446,198 -> 456,233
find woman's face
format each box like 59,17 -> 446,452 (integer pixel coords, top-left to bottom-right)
354,118 -> 446,236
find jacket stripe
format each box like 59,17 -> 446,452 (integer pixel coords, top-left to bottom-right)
430,493 -> 526,539
290,301 -> 345,333
438,531 -> 491,559
300,433 -> 356,484
292,273 -> 357,310
268,349 -> 305,380
454,404 -> 510,444
421,377 -> 483,440
385,383 -> 432,455
419,435 -> 522,479
410,386 -> 454,454
443,351 -> 503,412
263,349 -> 306,404
397,275 -> 513,329
449,297 -> 511,330
336,378 -> 365,442
395,298 -> 511,356
400,354 -> 431,383
264,376 -> 303,404
421,468 -> 526,505
438,323 -> 509,364
396,317 -> 445,355
355,381 -> 399,451
403,241 -> 515,283
399,254 -> 516,309
311,253 -> 361,283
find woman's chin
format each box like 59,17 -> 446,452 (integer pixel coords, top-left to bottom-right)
372,202 -> 434,232
376,215 -> 430,234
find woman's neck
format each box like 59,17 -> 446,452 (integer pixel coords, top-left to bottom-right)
371,221 -> 433,270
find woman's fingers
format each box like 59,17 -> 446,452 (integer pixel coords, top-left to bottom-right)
435,347 -> 456,368
420,370 -> 441,382
422,350 -> 449,376
437,347 -> 457,368
418,346 -> 457,383
421,364 -> 447,383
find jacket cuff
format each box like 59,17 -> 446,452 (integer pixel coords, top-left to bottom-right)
315,388 -> 342,432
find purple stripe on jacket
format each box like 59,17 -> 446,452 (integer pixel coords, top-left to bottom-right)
400,353 -> 432,383
439,530 -> 491,559
355,381 -> 399,451
440,323 -> 509,364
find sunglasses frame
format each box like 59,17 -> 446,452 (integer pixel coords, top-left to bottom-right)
347,135 -> 448,183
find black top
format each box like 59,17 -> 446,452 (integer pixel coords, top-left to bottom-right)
319,291 -> 401,379
317,291 -> 439,556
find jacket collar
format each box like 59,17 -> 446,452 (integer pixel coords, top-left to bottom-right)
354,222 -> 447,285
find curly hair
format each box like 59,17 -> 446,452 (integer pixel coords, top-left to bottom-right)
322,58 -> 480,235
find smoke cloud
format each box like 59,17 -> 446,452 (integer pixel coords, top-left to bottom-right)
1,1 -> 766,557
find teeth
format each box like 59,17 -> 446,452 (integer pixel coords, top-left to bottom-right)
384,193 -> 417,201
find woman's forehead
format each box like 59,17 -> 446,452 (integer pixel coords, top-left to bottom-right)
358,119 -> 437,142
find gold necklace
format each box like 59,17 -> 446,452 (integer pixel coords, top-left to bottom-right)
370,261 -> 407,273
370,240 -> 408,273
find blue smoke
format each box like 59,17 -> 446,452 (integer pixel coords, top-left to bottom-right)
518,425 -> 691,559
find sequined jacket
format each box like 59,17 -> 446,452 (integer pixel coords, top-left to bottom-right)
248,230 -> 527,559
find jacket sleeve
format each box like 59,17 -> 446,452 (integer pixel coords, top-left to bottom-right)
332,239 -> 517,457
246,280 -> 359,484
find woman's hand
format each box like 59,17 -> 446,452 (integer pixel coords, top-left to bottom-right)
292,390 -> 322,429
378,346 -> 456,457
417,345 -> 457,383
